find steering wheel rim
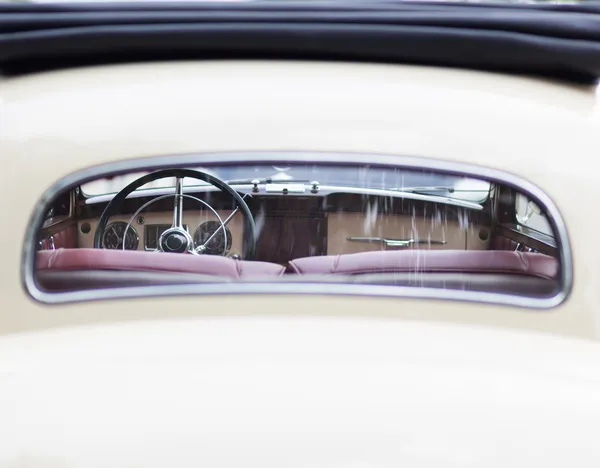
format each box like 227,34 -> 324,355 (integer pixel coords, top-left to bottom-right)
93,169 -> 257,260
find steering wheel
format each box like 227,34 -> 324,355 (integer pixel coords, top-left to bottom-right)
93,169 -> 257,260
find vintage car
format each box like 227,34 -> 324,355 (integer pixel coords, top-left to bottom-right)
1,0 -> 600,466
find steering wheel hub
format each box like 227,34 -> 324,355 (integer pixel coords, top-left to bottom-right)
161,230 -> 190,253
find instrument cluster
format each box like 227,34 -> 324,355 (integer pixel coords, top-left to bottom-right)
101,221 -> 232,255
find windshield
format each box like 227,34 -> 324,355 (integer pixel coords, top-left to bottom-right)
81,164 -> 491,202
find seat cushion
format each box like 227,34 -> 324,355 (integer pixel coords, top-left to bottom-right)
288,250 -> 558,280
37,248 -> 286,279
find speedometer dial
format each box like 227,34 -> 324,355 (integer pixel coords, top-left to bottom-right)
193,221 -> 232,255
102,221 -> 139,250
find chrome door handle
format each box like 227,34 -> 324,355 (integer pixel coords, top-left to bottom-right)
346,236 -> 447,247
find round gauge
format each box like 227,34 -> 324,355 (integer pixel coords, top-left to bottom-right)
194,221 -> 232,255
102,221 -> 139,250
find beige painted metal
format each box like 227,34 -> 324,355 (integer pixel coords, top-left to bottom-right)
2,317 -> 600,467
326,213 -> 488,254
1,60 -> 599,338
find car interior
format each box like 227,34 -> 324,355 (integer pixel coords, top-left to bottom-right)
34,161 -> 562,299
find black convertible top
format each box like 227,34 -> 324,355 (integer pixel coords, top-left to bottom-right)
2,0 -> 600,83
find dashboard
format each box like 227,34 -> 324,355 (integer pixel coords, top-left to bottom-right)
78,210 -> 245,257
76,190 -> 491,264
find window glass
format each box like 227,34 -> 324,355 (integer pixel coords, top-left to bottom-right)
81,165 -> 491,203
516,193 -> 553,237
29,159 -> 568,305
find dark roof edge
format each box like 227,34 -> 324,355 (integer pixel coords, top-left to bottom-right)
2,1 -> 600,83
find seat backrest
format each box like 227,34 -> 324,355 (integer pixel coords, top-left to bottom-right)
288,250 -> 558,279
37,248 -> 286,279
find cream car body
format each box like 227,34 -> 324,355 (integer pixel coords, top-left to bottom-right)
1,59 -> 600,465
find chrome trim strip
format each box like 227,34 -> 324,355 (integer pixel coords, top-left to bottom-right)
25,282 -> 564,310
22,151 -> 573,309
347,237 -> 448,247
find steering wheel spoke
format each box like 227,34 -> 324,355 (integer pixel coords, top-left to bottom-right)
172,177 -> 184,230
197,201 -> 244,251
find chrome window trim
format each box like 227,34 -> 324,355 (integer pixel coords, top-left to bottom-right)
22,151 -> 573,309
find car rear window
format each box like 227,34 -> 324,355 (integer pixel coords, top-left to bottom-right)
25,153 -> 571,308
